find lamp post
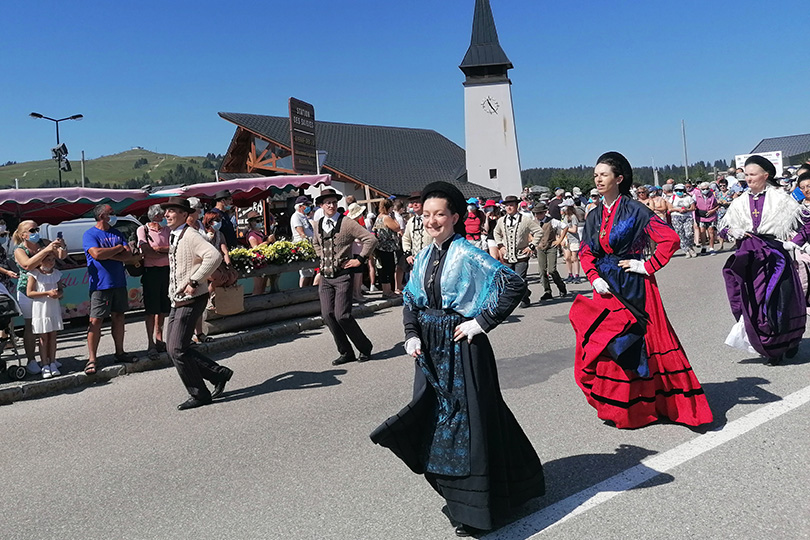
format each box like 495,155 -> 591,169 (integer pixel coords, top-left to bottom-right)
29,112 -> 83,188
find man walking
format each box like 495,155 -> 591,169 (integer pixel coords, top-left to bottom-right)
532,203 -> 567,301
83,204 -> 138,375
312,189 -> 378,365
494,195 -> 543,307
162,197 -> 233,410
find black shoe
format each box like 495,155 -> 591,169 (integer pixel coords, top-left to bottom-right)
455,524 -> 481,537
332,353 -> 356,366
559,289 -> 568,297
539,292 -> 553,301
357,348 -> 373,363
786,346 -> 799,359
177,396 -> 211,411
211,368 -> 234,399
520,299 -> 531,308
767,354 -> 784,366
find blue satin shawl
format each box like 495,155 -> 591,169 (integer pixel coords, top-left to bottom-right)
403,234 -> 512,318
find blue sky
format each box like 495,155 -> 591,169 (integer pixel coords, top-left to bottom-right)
2,0 -> 807,170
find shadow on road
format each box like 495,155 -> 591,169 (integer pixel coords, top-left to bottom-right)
498,348 -> 574,390
702,376 -> 780,428
217,369 -> 347,403
489,444 -> 673,535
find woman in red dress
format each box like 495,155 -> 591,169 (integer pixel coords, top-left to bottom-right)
569,152 -> 713,429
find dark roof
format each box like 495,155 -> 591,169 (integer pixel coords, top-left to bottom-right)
218,112 -> 500,199
751,134 -> 810,158
459,0 -> 513,73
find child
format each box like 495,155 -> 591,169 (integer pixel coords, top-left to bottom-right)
25,253 -> 64,379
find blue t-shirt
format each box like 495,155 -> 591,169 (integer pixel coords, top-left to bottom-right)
83,226 -> 128,292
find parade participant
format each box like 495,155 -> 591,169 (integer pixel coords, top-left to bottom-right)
494,195 -> 543,307
401,191 -> 431,268
532,203 -> 567,300
12,220 -> 66,373
668,183 -> 697,257
162,197 -> 232,410
82,205 -> 138,375
211,190 -> 238,249
25,253 -> 63,379
694,182 -> 719,254
569,152 -> 713,429
290,195 -> 316,288
137,204 -> 171,359
371,181 -> 544,537
481,199 -> 501,259
719,156 -> 807,365
312,189 -> 378,365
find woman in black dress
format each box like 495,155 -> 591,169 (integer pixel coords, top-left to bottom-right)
371,182 -> 544,537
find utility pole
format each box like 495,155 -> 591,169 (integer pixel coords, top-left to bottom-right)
81,150 -> 86,188
681,119 -> 689,181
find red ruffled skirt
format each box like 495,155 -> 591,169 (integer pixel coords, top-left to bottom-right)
569,278 -> 713,429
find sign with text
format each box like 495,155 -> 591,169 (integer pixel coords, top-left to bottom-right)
289,97 -> 318,175
735,151 -> 783,176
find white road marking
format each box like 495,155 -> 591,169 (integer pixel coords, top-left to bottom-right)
487,384 -> 810,539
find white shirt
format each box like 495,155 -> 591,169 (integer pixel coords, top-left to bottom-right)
290,211 -> 313,241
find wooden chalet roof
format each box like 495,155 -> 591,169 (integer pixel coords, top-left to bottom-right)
218,112 -> 500,199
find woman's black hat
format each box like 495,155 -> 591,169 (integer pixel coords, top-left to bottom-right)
744,155 -> 777,182
421,181 -> 467,236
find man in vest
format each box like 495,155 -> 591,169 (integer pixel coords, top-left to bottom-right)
401,191 -> 432,266
532,203 -> 567,301
312,189 -> 378,365
494,195 -> 543,308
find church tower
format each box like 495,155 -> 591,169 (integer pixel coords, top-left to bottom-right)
460,0 -> 522,197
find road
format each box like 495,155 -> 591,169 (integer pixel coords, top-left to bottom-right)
2,251 -> 809,540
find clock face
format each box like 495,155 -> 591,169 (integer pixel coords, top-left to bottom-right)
481,96 -> 499,114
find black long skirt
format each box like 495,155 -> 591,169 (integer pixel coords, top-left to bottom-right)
370,329 -> 544,531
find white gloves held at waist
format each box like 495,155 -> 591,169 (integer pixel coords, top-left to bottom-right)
619,259 -> 649,275
592,277 -> 611,295
404,318 -> 485,358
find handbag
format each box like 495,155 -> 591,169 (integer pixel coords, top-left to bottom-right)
213,284 -> 244,315
126,224 -> 149,277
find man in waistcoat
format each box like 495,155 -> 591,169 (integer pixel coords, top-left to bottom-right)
494,195 -> 543,307
401,191 -> 432,266
312,189 -> 378,365
532,203 -> 567,301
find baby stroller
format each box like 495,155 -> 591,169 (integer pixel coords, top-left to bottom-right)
0,290 -> 25,381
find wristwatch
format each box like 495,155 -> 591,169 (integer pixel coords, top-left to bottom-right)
189,280 -> 199,288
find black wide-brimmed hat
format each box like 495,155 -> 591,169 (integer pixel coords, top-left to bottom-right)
315,189 -> 343,205
745,155 -> 777,182
596,151 -> 633,193
532,202 -> 548,213
160,196 -> 193,213
502,195 -> 520,204
408,191 -> 422,202
213,189 -> 233,201
420,181 -> 467,236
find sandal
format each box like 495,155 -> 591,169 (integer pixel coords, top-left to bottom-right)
84,361 -> 97,375
194,333 -> 213,344
114,351 -> 138,364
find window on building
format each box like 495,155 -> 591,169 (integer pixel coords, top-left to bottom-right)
489,168 -> 497,179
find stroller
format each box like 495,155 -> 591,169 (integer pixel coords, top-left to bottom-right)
0,290 -> 25,381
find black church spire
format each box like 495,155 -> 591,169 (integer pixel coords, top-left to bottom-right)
459,0 -> 513,80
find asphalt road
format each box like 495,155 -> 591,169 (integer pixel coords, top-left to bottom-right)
2,250 -> 809,540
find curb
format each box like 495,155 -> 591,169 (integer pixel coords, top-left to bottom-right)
0,296 -> 403,406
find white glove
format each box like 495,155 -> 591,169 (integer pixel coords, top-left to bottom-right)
782,240 -> 800,252
454,319 -> 484,343
404,337 -> 421,357
727,228 -> 746,240
623,259 -> 649,275
592,277 -> 611,295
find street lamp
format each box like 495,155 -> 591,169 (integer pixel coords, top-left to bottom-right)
29,112 -> 83,188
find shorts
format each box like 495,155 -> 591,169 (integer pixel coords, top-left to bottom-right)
397,253 -> 410,270
699,219 -> 717,228
90,288 -> 128,319
141,266 -> 171,315
300,268 -> 315,278
16,289 -> 33,319
487,238 -> 497,248
568,241 -> 580,252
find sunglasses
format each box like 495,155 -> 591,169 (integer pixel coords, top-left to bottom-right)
29,228 -> 40,233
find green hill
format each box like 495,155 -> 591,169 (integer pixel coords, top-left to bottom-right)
0,149 -> 222,189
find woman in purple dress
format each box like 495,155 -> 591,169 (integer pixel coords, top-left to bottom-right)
719,155 -> 807,365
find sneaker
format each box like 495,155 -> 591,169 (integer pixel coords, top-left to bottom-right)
26,360 -> 42,375
709,248 -> 717,256
688,248 -> 697,258
368,285 -> 380,293
41,365 -> 52,379
48,363 -> 61,377
54,360 -> 62,368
